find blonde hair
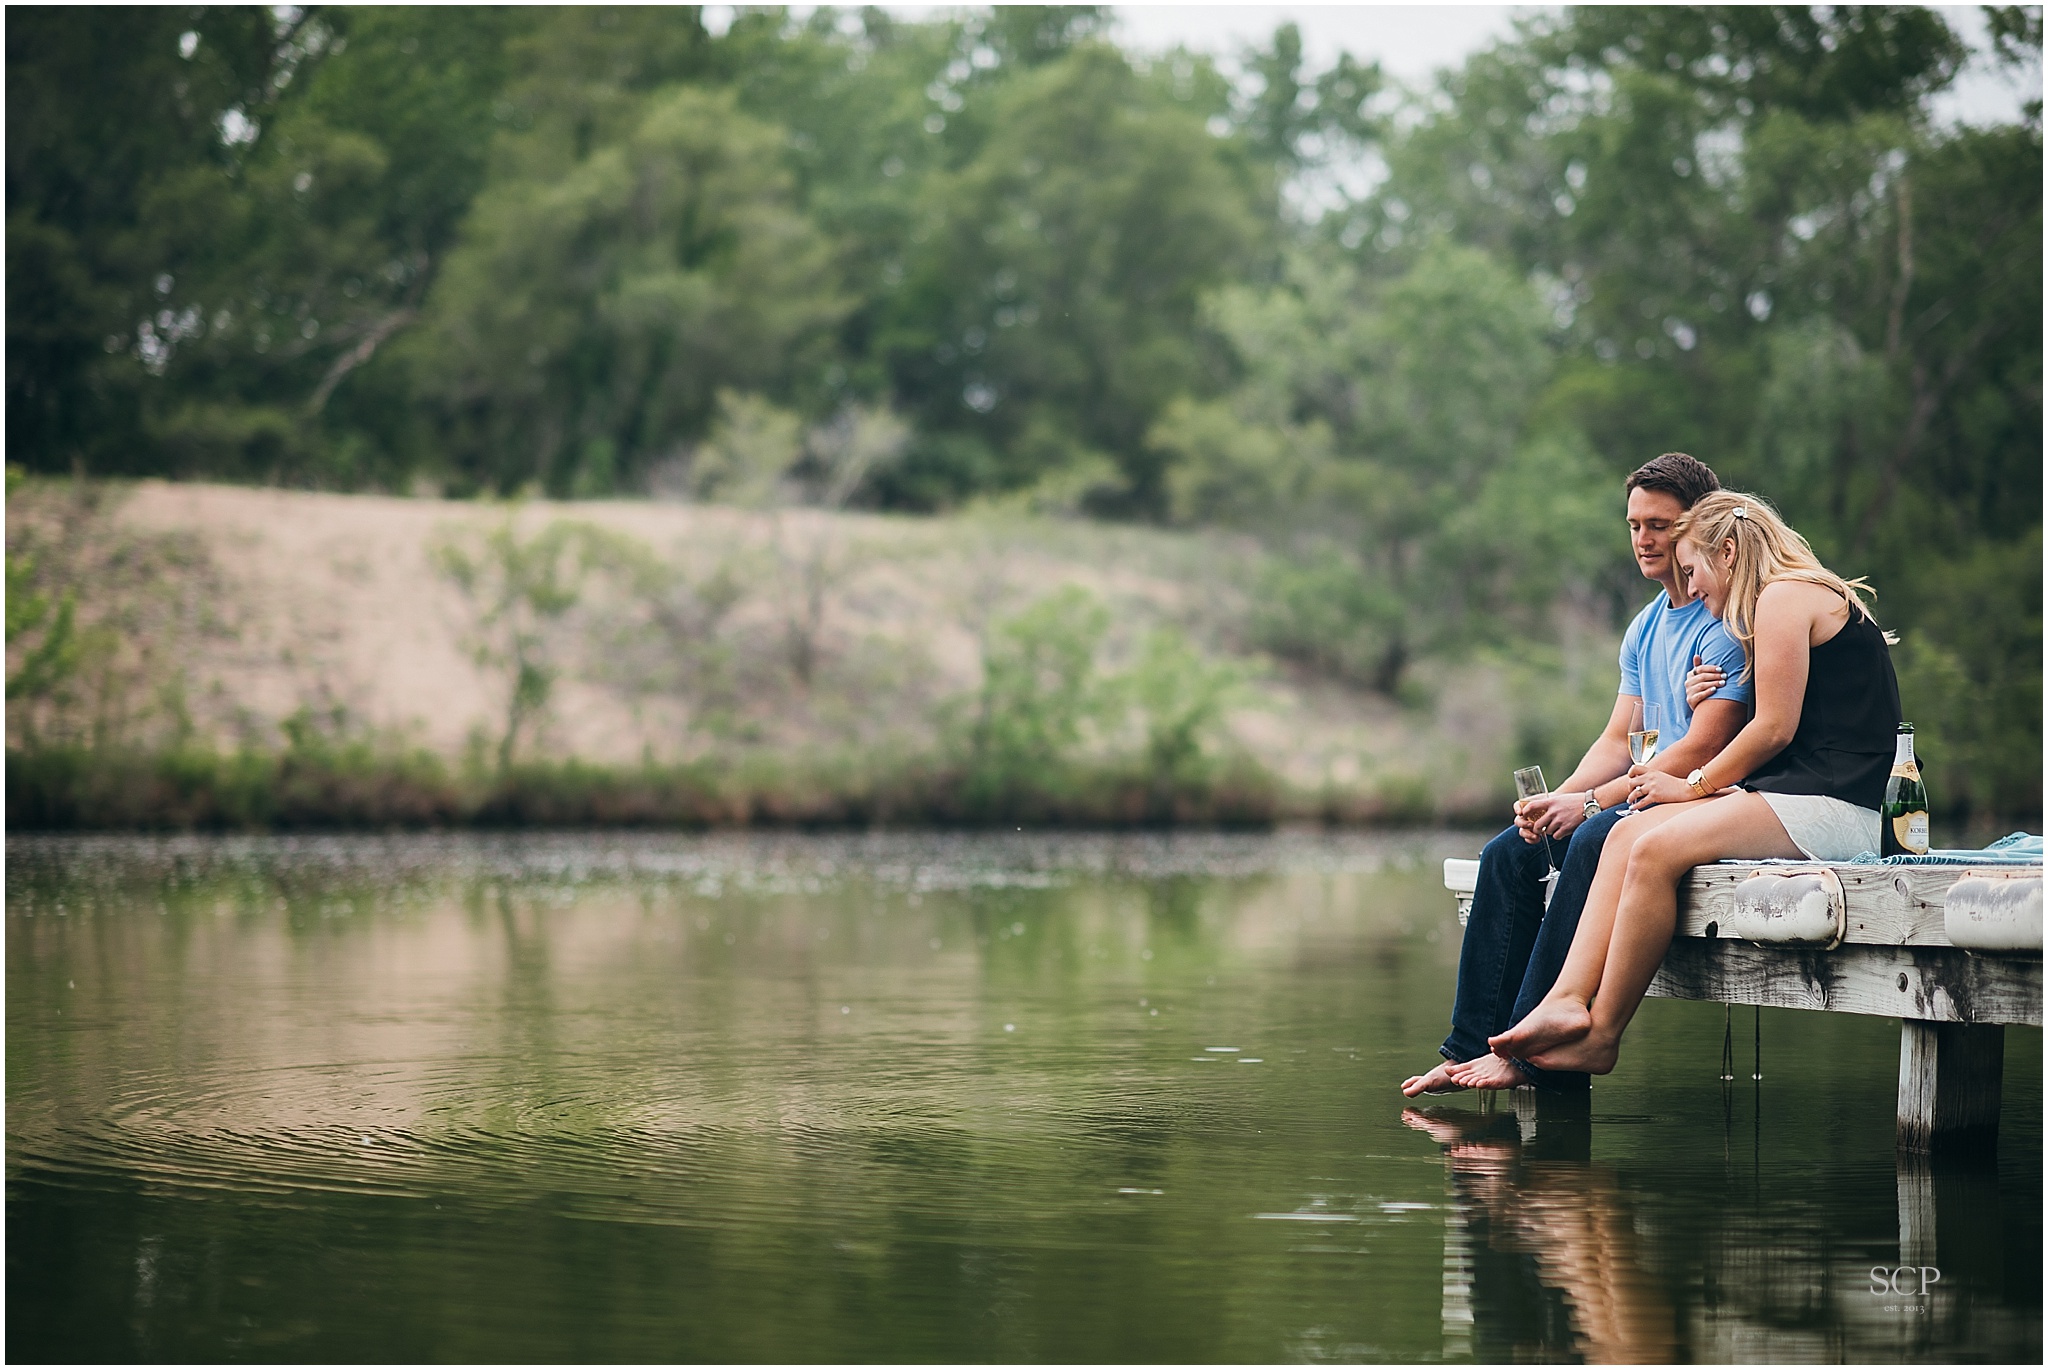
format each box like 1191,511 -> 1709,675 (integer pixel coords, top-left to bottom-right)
1674,490 -> 1885,680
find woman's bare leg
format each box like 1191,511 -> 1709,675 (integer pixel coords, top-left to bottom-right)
1486,806 -> 1688,1059
1526,792 -> 1799,1074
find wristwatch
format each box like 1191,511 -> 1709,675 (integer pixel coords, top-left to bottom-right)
1583,793 -> 1601,821
1686,768 -> 1708,798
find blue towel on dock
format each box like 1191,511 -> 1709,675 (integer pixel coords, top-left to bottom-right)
1718,833 -> 2043,869
1851,832 -> 2044,866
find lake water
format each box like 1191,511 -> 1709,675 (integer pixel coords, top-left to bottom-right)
7,831 -> 2039,1362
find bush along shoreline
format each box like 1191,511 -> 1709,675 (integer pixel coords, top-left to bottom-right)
9,743 -> 1435,833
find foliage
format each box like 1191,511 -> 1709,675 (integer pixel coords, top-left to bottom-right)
1331,3 -> 2041,813
431,516 -> 644,769
415,85 -> 846,495
4,469 -> 79,712
949,587 -> 1261,821
958,586 -> 1115,812
1125,627 -> 1250,795
7,6 -> 2039,818
1157,243 -> 1614,693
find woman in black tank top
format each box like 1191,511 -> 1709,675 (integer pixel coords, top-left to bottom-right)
1459,492 -> 1902,1082
1740,605 -> 1902,809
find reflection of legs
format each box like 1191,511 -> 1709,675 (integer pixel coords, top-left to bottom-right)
1525,792 -> 1799,1074
1511,1172 -> 1680,1364
1408,1107 -> 1677,1364
1451,808 -> 1624,1090
1405,825 -> 1548,1096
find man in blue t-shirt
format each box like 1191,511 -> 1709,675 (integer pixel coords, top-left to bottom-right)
1403,452 -> 1753,1096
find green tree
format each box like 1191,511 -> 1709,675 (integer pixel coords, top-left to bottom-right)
1125,626 -> 1247,797
1352,4 -> 2039,812
7,7 -> 317,473
877,40 -> 1264,511
1152,242 -> 1610,692
415,84 -> 847,496
961,585 -> 1114,807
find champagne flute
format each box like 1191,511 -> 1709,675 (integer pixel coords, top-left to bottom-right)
1513,765 -> 1559,873
1628,701 -> 1663,768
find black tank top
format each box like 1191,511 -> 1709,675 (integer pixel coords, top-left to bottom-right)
1741,603 -> 1902,810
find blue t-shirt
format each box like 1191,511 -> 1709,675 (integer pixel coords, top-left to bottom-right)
1618,592 -> 1752,743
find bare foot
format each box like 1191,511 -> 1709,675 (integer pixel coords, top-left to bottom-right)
1526,1033 -> 1620,1075
1400,1060 -> 1468,1097
1447,1053 -> 1533,1090
1488,996 -> 1593,1059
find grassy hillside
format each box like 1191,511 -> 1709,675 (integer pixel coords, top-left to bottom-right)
6,477 -> 1621,829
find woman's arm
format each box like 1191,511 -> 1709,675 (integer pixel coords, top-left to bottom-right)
1631,582 -> 1835,806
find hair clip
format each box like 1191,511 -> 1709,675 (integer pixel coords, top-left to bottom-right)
1732,505 -> 1749,519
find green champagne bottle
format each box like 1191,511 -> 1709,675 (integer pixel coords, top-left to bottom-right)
1882,723 -> 1930,856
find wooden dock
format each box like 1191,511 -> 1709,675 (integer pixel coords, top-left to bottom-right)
1442,857 -> 2042,1151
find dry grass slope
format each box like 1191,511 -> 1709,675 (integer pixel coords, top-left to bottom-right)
7,479 -> 1616,828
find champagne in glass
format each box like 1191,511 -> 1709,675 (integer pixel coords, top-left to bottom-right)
1628,701 -> 1662,767
1513,765 -> 1558,873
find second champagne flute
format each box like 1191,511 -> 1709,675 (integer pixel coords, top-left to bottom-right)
1628,700 -> 1662,767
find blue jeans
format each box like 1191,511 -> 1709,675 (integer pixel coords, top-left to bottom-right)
1440,804 -> 1629,1091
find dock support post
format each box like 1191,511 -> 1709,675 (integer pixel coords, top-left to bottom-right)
1897,1021 -> 2004,1153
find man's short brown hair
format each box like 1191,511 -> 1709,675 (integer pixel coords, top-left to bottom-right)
1625,452 -> 1720,509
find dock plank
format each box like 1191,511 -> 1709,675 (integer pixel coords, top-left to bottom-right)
1648,939 -> 2041,1026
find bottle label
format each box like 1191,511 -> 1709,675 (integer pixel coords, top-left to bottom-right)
1894,812 -> 1929,854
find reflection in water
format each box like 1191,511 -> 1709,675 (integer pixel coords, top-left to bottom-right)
1406,1102 -> 1677,1364
5,833 -> 2039,1362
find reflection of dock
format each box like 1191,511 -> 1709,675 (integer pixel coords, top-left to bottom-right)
1445,858 -> 2041,1150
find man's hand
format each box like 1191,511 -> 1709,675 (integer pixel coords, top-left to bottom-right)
1514,791 -> 1592,843
1684,652 -> 1727,711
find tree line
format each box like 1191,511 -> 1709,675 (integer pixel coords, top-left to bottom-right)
8,5 -> 2040,817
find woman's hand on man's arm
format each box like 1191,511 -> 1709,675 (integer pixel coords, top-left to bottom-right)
1683,653 -> 1726,711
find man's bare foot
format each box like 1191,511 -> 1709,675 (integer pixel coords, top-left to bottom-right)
1526,1033 -> 1620,1074
1488,997 -> 1593,1059
1447,1053 -> 1533,1090
1400,1060 -> 1468,1097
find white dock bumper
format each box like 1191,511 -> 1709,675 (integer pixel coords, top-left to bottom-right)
1725,867 -> 1846,948
1943,874 -> 2043,952
1444,859 -> 1480,928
